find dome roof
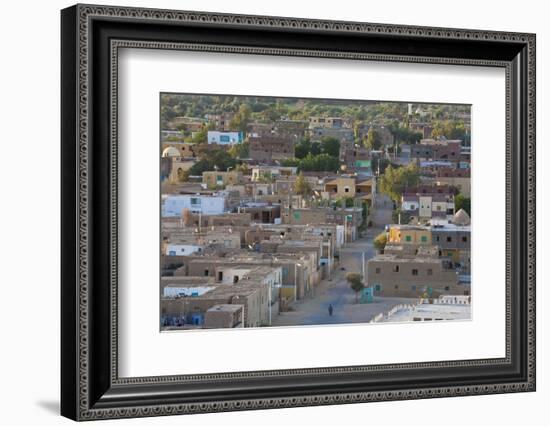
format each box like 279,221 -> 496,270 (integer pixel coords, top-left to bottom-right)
453,208 -> 470,226
162,147 -> 180,157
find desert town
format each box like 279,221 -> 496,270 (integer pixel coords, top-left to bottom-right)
159,95 -> 472,330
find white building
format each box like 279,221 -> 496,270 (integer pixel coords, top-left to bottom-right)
419,195 -> 433,218
162,194 -> 226,217
258,267 -> 283,289
398,301 -> 470,321
401,193 -> 454,220
207,131 -> 243,145
215,266 -> 282,288
401,197 -> 420,212
216,267 -> 254,285
165,244 -> 204,256
163,286 -> 213,298
335,225 -> 345,249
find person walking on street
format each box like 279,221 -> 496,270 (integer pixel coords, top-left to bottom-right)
328,304 -> 333,316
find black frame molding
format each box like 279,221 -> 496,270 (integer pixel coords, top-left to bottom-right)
61,4 -> 536,421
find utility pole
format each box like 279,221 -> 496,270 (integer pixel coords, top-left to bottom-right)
294,263 -> 301,302
327,238 -> 332,281
362,251 -> 366,283
287,190 -> 292,223
344,214 -> 347,244
268,283 -> 272,326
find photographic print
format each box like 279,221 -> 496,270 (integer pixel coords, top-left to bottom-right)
160,94 -> 472,331
61,7 -> 535,418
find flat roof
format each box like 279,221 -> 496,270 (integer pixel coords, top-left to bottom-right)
207,304 -> 243,313
161,276 -> 216,286
431,223 -> 471,232
388,224 -> 430,231
381,303 -> 471,322
368,254 -> 452,264
161,281 -> 265,301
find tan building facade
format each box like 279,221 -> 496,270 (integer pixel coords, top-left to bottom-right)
160,282 -> 269,328
367,256 -> 462,297
388,225 -> 432,245
434,176 -> 471,197
202,171 -> 243,188
249,136 -> 295,163
324,177 -> 357,198
204,304 -> 244,328
367,251 -> 463,298
165,157 -> 196,183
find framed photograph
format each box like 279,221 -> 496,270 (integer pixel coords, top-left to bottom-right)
61,4 -> 536,421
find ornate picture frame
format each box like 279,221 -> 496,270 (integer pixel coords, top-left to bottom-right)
61,4 -> 535,420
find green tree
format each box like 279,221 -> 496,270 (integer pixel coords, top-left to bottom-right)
188,159 -> 211,176
447,185 -> 461,196
365,127 -> 381,150
379,163 -> 421,203
295,138 -> 312,159
250,102 -> 268,112
264,106 -> 281,121
346,272 -> 364,304
379,164 -> 399,202
228,141 -> 249,159
190,122 -> 215,144
294,172 -> 312,196
361,201 -> 369,222
431,120 -> 467,141
188,148 -> 237,176
282,154 -> 339,173
294,139 -> 322,158
389,123 -> 423,145
371,157 -> 390,176
310,142 -> 322,156
280,158 -> 300,168
306,154 -> 339,172
320,136 -> 340,157
455,194 -> 471,216
229,103 -> 252,132
191,127 -> 207,144
210,148 -> 237,171
335,197 -> 355,208
257,172 -> 274,184
373,232 -> 387,251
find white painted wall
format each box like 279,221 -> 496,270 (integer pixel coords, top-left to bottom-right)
419,195 -> 432,217
162,194 -> 226,217
262,267 -> 282,287
217,267 -> 252,284
336,225 -> 345,248
165,244 -> 203,256
403,200 -> 420,211
163,286 -> 213,297
0,1 -> 547,425
207,131 -> 243,145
